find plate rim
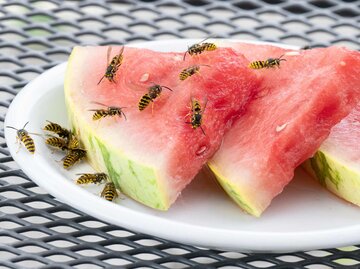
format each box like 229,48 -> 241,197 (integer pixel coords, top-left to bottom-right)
5,38 -> 360,253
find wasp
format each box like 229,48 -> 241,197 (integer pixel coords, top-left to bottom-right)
186,97 -> 207,135
183,37 -> 217,60
138,84 -> 173,111
100,182 -> 118,202
67,133 -> 80,150
76,173 -> 108,185
248,55 -> 286,69
6,122 -> 38,154
179,65 -> 210,81
98,46 -> 125,84
62,149 -> 86,169
89,102 -> 127,121
45,136 -> 68,151
43,121 -> 70,139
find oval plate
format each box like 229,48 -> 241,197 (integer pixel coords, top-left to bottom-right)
5,39 -> 360,252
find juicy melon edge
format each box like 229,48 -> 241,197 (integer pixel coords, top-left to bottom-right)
64,51 -> 170,211
207,163 -> 262,217
303,149 -> 360,207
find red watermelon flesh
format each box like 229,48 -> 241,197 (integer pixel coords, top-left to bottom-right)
65,46 -> 261,210
209,43 -> 360,216
321,102 -> 360,164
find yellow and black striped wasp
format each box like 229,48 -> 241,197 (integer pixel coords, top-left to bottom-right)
60,133 -> 86,169
7,122 -> 39,154
186,97 -> 207,136
248,55 -> 286,69
179,65 -> 210,81
45,136 -> 68,151
89,102 -> 127,121
67,133 -> 80,150
138,84 -> 173,111
183,37 -> 217,60
46,132 -> 78,152
100,182 -> 118,202
98,46 -> 125,84
76,172 -> 108,185
62,148 -> 87,169
43,121 -> 70,139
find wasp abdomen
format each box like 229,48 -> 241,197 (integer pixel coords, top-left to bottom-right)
46,137 -> 67,150
101,182 -> 118,201
202,43 -> 217,51
248,61 -> 266,69
63,149 -> 86,169
179,65 -> 200,81
138,94 -> 152,111
22,136 -> 35,153
92,110 -> 107,120
76,173 -> 107,185
44,122 -> 70,139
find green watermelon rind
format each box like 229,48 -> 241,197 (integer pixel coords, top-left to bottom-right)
207,163 -> 261,217
303,150 -> 360,207
64,48 -> 169,210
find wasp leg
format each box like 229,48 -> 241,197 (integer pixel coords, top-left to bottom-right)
16,143 -> 21,154
15,136 -> 21,153
200,126 -> 206,136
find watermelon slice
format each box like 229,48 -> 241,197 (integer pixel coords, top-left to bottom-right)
304,103 -> 360,206
209,43 -> 360,216
65,46 -> 260,210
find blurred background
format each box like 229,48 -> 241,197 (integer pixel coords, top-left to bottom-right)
0,0 -> 359,268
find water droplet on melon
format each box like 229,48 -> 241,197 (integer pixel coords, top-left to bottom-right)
285,51 -> 300,56
276,122 -> 288,132
139,73 -> 149,82
196,145 -> 207,156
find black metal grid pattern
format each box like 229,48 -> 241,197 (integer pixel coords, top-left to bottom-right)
0,0 -> 359,268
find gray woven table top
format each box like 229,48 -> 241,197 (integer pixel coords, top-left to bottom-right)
0,0 -> 359,268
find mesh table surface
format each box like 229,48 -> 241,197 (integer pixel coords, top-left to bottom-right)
0,0 -> 359,268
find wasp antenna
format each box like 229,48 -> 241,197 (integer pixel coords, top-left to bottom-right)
97,76 -> 105,85
162,86 -> 173,92
278,54 -> 287,61
6,126 -> 18,131
200,126 -> 206,136
200,64 -> 211,68
22,121 -> 29,129
91,101 -> 108,107
183,51 -> 187,61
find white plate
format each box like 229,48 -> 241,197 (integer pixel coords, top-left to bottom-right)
5,39 -> 360,253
